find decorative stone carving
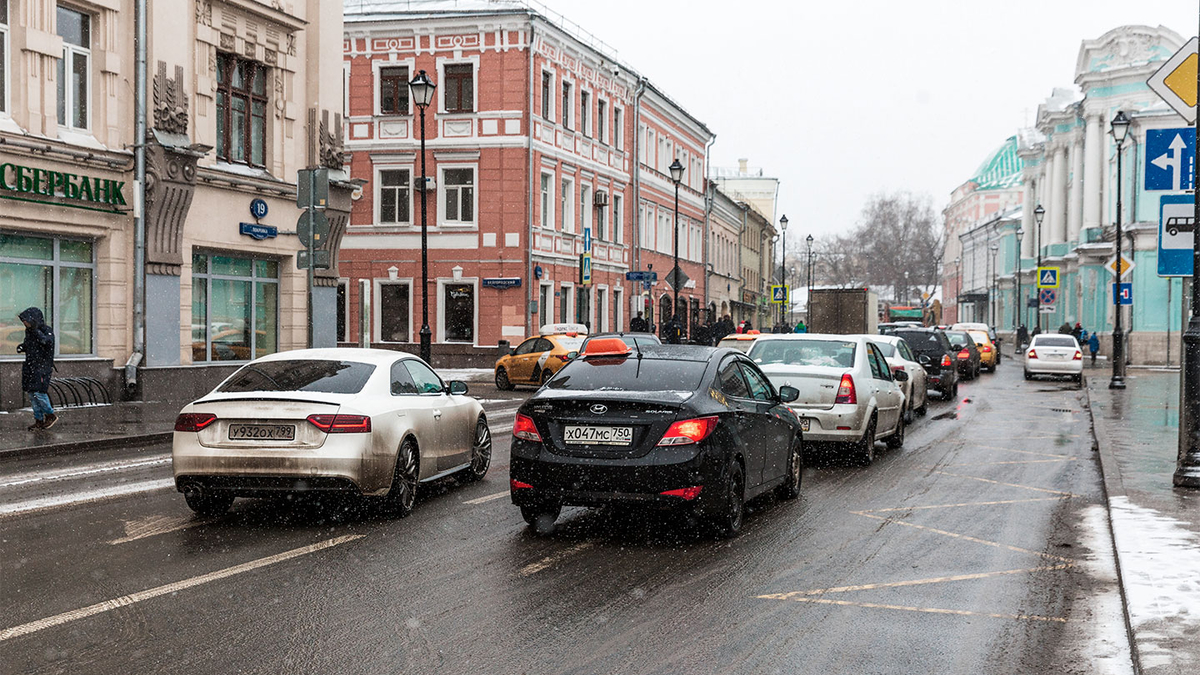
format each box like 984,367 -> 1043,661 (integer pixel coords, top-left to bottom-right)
316,184 -> 354,283
153,62 -> 189,135
286,33 -> 296,56
195,0 -> 212,27
319,109 -> 345,170
264,49 -> 278,66
219,32 -> 236,51
144,145 -> 201,275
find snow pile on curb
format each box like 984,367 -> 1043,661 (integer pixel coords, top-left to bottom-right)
1080,504 -> 1135,675
1109,496 -> 1200,673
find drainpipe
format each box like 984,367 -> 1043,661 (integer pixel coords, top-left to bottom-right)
130,0 -> 147,388
631,76 -> 647,318
702,135 -> 715,317
524,20 -> 536,338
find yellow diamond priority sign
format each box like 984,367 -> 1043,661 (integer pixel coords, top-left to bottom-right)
1148,37 -> 1198,124
1106,255 -> 1135,278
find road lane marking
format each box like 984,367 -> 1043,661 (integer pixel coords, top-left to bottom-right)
944,459 -> 1077,466
972,445 -> 1076,459
853,512 -> 1075,563
0,456 -> 170,488
519,541 -> 594,577
109,514 -> 215,545
764,564 -> 1074,597
757,596 -> 1067,622
463,491 -> 509,505
0,534 -> 364,642
933,471 -> 1080,497
0,479 -> 175,519
859,497 -> 1065,513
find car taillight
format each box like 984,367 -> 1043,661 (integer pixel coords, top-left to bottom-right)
660,486 -> 703,500
980,345 -> 992,353
941,354 -> 953,367
555,354 -> 571,362
1028,350 -> 1038,359
307,414 -> 372,433
1074,350 -> 1083,360
174,412 -> 217,432
835,373 -> 857,405
658,416 -> 719,446
510,479 -> 534,490
513,413 -> 543,442
957,349 -> 971,360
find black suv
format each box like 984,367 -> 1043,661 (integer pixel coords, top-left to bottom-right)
892,328 -> 959,400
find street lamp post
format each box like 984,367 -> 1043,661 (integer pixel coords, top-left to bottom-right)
989,243 -> 999,327
410,70 -> 436,365
779,215 -> 788,329
952,257 -> 960,323
1015,228 -> 1025,331
805,234 -> 814,305
1110,111 -> 1130,390
669,158 -> 684,344
1175,34 -> 1200,487
1034,204 -> 1045,333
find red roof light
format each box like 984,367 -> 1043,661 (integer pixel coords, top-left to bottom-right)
583,338 -> 632,357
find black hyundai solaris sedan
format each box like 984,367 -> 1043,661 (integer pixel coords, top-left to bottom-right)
509,339 -> 804,537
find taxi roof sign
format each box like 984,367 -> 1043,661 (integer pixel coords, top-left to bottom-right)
1148,37 -> 1198,124
539,322 -> 589,336
582,337 -> 632,358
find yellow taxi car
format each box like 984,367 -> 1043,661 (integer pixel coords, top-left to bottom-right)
494,323 -> 589,389
715,331 -> 761,353
968,330 -> 998,372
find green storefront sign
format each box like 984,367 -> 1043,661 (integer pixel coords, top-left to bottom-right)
0,162 -> 127,212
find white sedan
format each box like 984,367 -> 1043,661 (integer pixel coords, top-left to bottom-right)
172,349 -> 491,517
1024,335 -> 1084,382
862,334 -> 928,421
747,334 -> 908,466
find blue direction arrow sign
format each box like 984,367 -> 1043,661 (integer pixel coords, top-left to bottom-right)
1160,194 -> 1195,277
1112,282 -> 1133,306
1145,128 -> 1196,191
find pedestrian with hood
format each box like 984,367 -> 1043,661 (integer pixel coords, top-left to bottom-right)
1088,332 -> 1100,366
17,307 -> 57,430
794,320 -> 807,333
1071,322 -> 1083,342
1016,324 -> 1029,351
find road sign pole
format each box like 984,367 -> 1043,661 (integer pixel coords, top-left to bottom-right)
1177,9 -> 1200,488
306,170 -> 315,349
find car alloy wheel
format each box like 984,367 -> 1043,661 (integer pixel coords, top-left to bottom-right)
465,416 -> 491,481
540,368 -> 552,385
386,438 -> 419,517
775,441 -> 802,501
711,459 -> 745,538
183,491 -> 233,517
495,367 -> 513,391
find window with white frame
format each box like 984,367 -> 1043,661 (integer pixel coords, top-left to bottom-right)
580,90 -> 590,137
612,194 -> 623,244
378,168 -> 412,224
443,63 -> 474,113
541,71 -> 552,120
657,212 -> 670,253
613,107 -> 623,150
561,81 -> 572,130
560,176 -> 574,233
57,5 -> 91,130
378,65 -> 410,115
441,167 -> 475,224
580,185 -> 591,238
540,172 -> 554,229
595,193 -> 606,241
1,0 -> 9,114
640,203 -> 652,248
597,99 -> 607,145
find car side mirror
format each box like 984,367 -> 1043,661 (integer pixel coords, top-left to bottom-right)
778,385 -> 800,403
566,351 -> 579,360
509,347 -> 517,356
893,370 -> 909,383
447,380 -> 469,395
918,354 -> 931,366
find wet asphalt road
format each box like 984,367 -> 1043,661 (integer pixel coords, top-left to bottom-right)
0,366 -> 1125,674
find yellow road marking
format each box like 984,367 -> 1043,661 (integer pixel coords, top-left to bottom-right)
0,535 -> 364,642
854,513 -> 1075,563
972,445 -> 1076,459
758,596 -> 1067,622
519,541 -> 594,577
463,491 -> 509,505
109,514 -> 215,545
860,497 -> 1064,513
933,471 -> 1079,497
763,564 -> 1073,598
943,459 -> 1077,466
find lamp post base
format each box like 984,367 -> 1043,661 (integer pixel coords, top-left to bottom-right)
419,325 -> 432,365
1176,320 -> 1200,488
1109,329 -> 1126,389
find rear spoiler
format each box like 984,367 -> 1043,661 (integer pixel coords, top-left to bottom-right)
193,396 -> 342,407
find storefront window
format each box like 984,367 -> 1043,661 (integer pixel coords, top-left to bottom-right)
0,233 -> 94,357
379,282 -> 410,342
443,283 -> 474,343
191,252 -> 278,362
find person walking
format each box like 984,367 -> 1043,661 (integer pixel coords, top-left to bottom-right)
1071,322 -> 1083,343
629,312 -> 648,333
18,307 -> 58,431
1016,324 -> 1029,352
794,320 -> 807,334
1088,332 -> 1100,366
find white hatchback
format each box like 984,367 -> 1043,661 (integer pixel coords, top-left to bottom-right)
747,334 -> 908,465
172,349 -> 490,517
1024,335 -> 1084,382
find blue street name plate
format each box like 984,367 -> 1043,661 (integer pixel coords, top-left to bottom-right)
626,271 -> 658,282
239,222 -> 278,240
482,277 -> 522,289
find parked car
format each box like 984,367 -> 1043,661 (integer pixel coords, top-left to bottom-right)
952,322 -> 1001,364
494,323 -> 589,389
172,349 -> 490,517
863,333 -> 929,421
716,333 -> 761,353
877,321 -> 922,335
747,334 -> 907,466
510,340 -> 803,538
890,327 -> 959,400
1024,334 -> 1083,382
945,330 -> 982,379
966,330 -> 998,372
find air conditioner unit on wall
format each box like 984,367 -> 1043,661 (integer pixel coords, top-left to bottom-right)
593,190 -> 609,207
414,176 -> 437,192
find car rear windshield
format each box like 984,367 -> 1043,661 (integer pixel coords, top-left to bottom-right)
748,340 -> 856,368
219,360 -> 377,394
893,331 -> 945,354
545,357 -> 708,392
553,337 -> 585,351
1035,336 -> 1077,348
717,338 -> 754,353
945,331 -> 971,347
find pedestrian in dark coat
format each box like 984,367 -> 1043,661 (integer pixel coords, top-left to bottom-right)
18,307 -> 58,430
1016,324 -> 1029,351
1058,322 -> 1072,335
1071,322 -> 1083,342
630,312 -> 649,333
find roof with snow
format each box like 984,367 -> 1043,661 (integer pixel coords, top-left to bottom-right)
969,136 -> 1023,191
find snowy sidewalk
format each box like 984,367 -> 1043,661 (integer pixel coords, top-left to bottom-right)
1087,371 -> 1200,675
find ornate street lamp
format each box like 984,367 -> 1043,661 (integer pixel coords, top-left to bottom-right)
1110,110 -> 1131,389
989,243 -> 999,328
1015,228 -> 1025,333
410,70 -> 436,364
1033,204 -> 1045,333
669,158 -> 684,343
779,214 -> 788,329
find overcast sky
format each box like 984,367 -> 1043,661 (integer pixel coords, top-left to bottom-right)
548,0 -> 1195,250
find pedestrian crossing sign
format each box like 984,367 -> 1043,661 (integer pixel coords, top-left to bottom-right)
770,285 -> 788,303
1036,267 -> 1060,289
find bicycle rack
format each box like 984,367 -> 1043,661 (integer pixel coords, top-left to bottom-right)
46,377 -> 112,408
